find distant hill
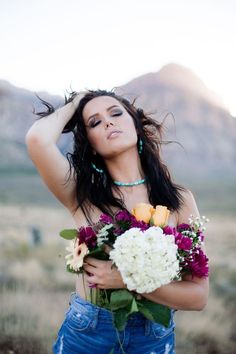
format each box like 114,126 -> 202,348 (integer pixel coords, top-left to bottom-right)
116,63 -> 236,178
0,63 -> 236,181
0,80 -> 65,172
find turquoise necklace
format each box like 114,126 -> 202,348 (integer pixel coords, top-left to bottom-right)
113,178 -> 146,187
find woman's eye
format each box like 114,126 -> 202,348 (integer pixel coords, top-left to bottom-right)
90,120 -> 101,128
89,112 -> 122,128
112,112 -> 122,117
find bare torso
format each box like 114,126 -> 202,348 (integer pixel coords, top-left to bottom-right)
70,186 -> 179,301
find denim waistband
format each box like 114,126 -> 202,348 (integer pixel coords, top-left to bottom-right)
69,292 -> 112,315
69,292 -> 175,327
70,292 -> 146,323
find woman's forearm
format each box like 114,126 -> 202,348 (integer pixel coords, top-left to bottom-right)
26,94 -> 81,146
141,278 -> 209,311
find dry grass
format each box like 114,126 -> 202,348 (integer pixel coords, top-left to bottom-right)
0,204 -> 236,353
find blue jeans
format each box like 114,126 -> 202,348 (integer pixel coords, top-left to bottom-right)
52,293 -> 176,354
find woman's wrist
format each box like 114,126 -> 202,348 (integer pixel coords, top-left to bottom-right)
72,92 -> 86,111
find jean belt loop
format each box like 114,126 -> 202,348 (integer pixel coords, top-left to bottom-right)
69,291 -> 76,306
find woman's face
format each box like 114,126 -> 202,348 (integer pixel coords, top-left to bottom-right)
82,96 -> 138,158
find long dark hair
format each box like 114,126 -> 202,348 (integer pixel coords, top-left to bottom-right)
36,89 -> 184,223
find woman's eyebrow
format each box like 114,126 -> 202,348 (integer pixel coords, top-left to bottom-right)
87,105 -> 120,123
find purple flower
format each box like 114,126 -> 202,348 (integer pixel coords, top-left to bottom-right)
175,233 -> 192,250
99,213 -> 113,225
177,223 -> 191,232
113,227 -> 123,236
130,216 -> 149,231
197,230 -> 205,242
78,226 -> 97,249
115,210 -> 131,222
163,226 -> 177,236
186,248 -> 209,278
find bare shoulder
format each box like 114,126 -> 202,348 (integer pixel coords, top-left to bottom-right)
177,188 -> 200,225
72,203 -> 102,228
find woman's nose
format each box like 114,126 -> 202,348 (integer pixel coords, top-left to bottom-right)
105,120 -> 114,128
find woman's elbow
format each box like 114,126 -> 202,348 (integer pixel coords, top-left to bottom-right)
25,129 -> 48,150
194,297 -> 208,311
191,286 -> 209,311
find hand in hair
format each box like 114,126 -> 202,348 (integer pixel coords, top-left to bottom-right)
71,91 -> 88,109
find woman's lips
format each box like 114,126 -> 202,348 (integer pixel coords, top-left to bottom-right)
107,130 -> 122,139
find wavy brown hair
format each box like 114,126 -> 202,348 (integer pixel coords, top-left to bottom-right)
36,89 -> 184,223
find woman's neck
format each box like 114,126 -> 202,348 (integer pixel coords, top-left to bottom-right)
104,149 -> 144,184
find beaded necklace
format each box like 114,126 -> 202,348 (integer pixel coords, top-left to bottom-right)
113,178 -> 146,187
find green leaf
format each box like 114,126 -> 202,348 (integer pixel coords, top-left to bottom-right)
66,264 -> 79,274
110,290 -> 133,310
136,302 -> 155,322
112,296 -> 139,331
137,299 -> 171,328
129,297 -> 139,313
59,229 -> 78,240
149,217 -> 154,226
88,247 -> 109,260
113,307 -> 129,331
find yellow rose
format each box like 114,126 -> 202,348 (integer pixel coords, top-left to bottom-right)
151,205 -> 170,227
131,203 -> 155,223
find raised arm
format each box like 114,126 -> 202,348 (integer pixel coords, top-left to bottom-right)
141,189 -> 209,310
25,93 -> 84,210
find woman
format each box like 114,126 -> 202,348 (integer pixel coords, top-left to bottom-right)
26,89 -> 209,353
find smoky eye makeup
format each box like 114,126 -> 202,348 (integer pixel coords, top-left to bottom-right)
112,109 -> 123,116
89,119 -> 101,128
87,109 -> 123,128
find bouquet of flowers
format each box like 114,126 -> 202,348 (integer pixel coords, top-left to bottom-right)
60,203 -> 209,331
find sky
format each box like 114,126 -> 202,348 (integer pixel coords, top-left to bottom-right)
0,0 -> 236,115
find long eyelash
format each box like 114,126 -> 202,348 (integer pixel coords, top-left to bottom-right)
90,121 -> 101,128
89,112 -> 122,128
112,113 -> 122,117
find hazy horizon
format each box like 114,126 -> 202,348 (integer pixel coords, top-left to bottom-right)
0,0 -> 235,115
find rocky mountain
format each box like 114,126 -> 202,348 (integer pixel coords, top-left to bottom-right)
116,63 -> 236,179
0,80 -> 64,172
0,63 -> 235,180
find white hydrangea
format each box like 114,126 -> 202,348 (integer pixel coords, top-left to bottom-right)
109,226 -> 179,293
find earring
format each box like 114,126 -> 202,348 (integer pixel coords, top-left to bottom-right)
138,138 -> 143,154
91,162 -> 104,173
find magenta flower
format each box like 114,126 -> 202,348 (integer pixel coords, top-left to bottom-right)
100,214 -> 113,225
163,226 -> 177,236
115,210 -> 131,222
113,227 -> 123,236
175,233 -> 192,250
187,248 -> 209,278
197,230 -> 205,242
78,226 -> 97,249
177,223 -> 191,232
130,216 -> 149,230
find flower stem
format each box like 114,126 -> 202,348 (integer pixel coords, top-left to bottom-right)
96,287 -> 99,305
115,327 -> 126,354
82,273 -> 88,302
90,288 -> 97,305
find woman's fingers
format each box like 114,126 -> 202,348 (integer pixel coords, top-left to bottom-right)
84,272 -> 95,281
85,257 -> 108,267
83,263 -> 96,274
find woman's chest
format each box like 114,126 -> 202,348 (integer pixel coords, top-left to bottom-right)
72,199 -> 178,229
